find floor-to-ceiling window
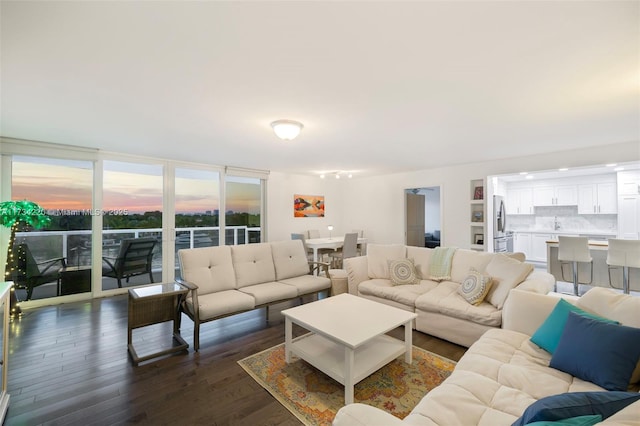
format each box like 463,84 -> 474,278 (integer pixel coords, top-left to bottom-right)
10,156 -> 93,301
225,175 -> 263,244
1,141 -> 269,306
174,167 -> 220,278
102,160 -> 163,291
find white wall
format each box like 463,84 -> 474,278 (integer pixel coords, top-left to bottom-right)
267,172 -> 346,241
267,141 -> 639,249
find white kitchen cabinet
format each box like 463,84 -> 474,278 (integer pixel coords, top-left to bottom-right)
533,185 -> 577,206
618,195 -> 640,239
513,232 -> 531,255
578,183 -> 617,214
506,188 -> 534,215
531,234 -> 552,262
618,170 -> 640,196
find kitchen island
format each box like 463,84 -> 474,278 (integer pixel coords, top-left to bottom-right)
546,239 -> 639,293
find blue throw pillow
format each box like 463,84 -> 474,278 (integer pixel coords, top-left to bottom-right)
530,299 -> 618,354
550,312 -> 640,391
526,414 -> 602,426
512,391 -> 640,426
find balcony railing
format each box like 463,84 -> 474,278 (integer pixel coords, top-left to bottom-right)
14,226 -> 262,268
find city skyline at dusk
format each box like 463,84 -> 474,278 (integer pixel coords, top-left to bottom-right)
11,158 -> 261,215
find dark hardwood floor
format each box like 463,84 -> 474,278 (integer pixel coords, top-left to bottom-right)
5,294 -> 466,425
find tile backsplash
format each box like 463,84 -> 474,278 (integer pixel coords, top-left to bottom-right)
507,206 -> 617,233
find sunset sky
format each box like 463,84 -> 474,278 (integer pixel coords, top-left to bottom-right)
11,157 -> 261,214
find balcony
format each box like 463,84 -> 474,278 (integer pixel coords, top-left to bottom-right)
10,226 -> 261,301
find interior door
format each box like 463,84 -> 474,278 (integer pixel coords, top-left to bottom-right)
406,193 -> 425,247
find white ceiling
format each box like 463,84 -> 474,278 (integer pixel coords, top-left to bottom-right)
1,1 -> 638,177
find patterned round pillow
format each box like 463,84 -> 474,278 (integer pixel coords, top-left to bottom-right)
458,268 -> 493,305
388,258 -> 419,285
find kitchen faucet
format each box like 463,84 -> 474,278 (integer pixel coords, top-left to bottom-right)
554,216 -> 561,230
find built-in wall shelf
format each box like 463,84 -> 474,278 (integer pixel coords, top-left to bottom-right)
470,179 -> 486,251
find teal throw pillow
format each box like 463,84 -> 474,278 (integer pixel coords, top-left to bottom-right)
512,391 -> 640,426
530,299 -> 618,354
550,312 -> 640,391
525,415 -> 602,426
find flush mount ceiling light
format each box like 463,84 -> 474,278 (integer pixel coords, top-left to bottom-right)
271,120 -> 303,140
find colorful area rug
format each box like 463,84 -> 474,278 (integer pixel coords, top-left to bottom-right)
238,339 -> 456,426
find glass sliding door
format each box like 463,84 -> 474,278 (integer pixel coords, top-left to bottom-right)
10,156 -> 93,301
225,176 -> 262,245
174,168 -> 220,277
102,160 -> 163,291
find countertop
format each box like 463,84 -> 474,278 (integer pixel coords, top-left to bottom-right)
509,229 -> 616,236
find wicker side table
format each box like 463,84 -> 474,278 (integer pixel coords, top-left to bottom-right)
127,282 -> 189,365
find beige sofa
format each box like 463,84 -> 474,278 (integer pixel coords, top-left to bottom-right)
333,288 -> 640,425
344,244 -> 555,347
177,240 -> 330,350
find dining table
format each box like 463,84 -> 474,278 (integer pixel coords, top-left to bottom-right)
305,236 -> 368,267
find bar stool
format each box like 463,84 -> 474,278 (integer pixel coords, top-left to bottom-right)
606,239 -> 640,294
558,236 -> 593,296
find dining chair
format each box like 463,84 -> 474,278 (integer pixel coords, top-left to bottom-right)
302,230 -> 333,261
291,233 -> 314,261
606,239 -> 640,294
306,229 -> 321,239
557,236 -> 592,295
328,232 -> 359,269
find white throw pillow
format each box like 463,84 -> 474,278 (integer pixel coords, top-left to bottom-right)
388,258 -> 419,285
485,254 -> 533,309
458,268 -> 493,305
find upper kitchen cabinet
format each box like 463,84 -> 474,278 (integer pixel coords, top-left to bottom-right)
578,182 -> 617,214
617,170 -> 640,239
506,187 -> 534,215
533,185 -> 578,206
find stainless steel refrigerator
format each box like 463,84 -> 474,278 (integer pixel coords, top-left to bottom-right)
493,195 -> 513,252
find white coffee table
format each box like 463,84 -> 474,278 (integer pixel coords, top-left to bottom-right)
282,293 -> 417,405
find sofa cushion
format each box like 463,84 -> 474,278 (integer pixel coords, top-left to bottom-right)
415,281 -> 502,327
366,244 -> 406,279
358,278 -> 437,308
186,289 -> 255,320
449,249 -> 494,283
485,254 -> 533,309
407,246 -> 434,279
388,258 -> 419,285
231,243 -> 276,288
238,281 -> 298,305
550,312 -> 640,391
513,391 -> 640,426
270,240 -> 310,280
458,268 -> 493,306
530,299 -> 618,354
178,245 -> 237,295
278,274 -> 331,296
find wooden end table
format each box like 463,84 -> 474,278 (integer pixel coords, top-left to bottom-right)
127,282 -> 189,365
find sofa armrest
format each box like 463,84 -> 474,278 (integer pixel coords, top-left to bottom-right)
343,256 -> 369,295
333,403 -> 404,426
502,289 -> 575,336
515,270 -> 555,294
175,278 -> 199,316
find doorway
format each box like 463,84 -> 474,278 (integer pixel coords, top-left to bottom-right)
405,187 -> 442,247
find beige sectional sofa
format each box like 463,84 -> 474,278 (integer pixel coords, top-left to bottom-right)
333,288 -> 640,425
344,244 -> 555,347
177,239 -> 330,350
